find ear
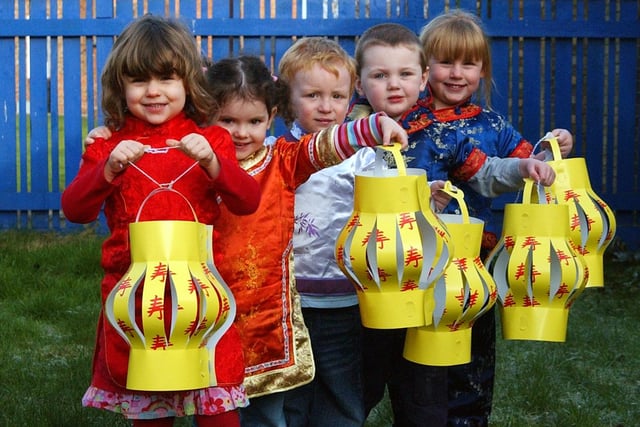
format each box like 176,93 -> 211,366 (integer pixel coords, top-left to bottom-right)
267,106 -> 278,128
420,68 -> 428,92
355,77 -> 365,97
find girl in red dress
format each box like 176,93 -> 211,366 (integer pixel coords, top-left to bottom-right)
61,15 -> 260,427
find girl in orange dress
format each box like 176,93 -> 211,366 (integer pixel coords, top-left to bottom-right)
205,55 -> 408,426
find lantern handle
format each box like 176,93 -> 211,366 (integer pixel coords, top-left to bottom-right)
377,142 -> 406,176
439,181 -> 470,223
135,186 -> 199,223
533,133 -> 562,161
522,178 -> 549,206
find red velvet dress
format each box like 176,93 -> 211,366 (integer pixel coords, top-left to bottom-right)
61,113 -> 260,419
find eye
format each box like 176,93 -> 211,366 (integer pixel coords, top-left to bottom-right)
373,72 -> 386,79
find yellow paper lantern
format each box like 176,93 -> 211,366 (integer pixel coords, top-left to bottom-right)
487,180 -> 588,342
404,182 -> 497,366
104,188 -> 234,391
335,144 -> 452,329
542,136 -> 616,287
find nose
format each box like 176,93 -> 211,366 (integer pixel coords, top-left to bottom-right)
146,80 -> 161,96
318,96 -> 331,112
232,124 -> 248,138
387,74 -> 400,89
449,64 -> 463,78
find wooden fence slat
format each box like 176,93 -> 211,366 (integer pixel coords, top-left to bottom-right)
0,1 -> 638,247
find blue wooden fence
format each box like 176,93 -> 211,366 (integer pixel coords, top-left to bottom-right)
1,0 -> 639,248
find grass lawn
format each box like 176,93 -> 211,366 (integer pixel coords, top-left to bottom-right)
0,229 -> 638,426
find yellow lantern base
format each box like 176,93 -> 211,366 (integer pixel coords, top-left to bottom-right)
127,347 -> 210,391
403,327 -> 471,366
583,252 -> 603,288
500,306 -> 569,342
357,289 -> 431,329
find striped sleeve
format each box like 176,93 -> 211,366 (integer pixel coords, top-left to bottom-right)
308,113 -> 384,167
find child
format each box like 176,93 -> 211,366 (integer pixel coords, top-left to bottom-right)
417,10 -> 574,426
276,37 -> 369,426
205,55 -> 408,427
61,15 -> 261,427
350,22 -> 565,427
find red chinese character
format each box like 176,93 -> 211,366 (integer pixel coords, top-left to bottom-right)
346,215 -> 361,231
553,249 -> 572,266
467,289 -> 479,307
514,263 -> 527,281
521,236 -> 540,250
404,247 -> 423,267
453,258 -> 468,272
555,282 -> 570,299
116,277 -> 133,297
401,279 -> 419,291
150,262 -> 174,282
504,235 -> 516,250
375,230 -> 391,250
523,296 -> 540,307
398,213 -> 417,230
563,189 -> 581,202
502,294 -> 516,307
116,319 -> 136,337
150,335 -> 172,350
146,295 -> 164,320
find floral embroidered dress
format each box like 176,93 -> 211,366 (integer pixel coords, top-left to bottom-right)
61,112 -> 261,419
403,88 -> 534,251
212,113 -> 389,398
350,89 -> 534,253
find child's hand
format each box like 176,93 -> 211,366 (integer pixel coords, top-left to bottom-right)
519,158 -> 556,186
166,133 -> 221,179
105,140 -> 147,182
429,180 -> 451,212
550,128 -> 573,158
537,128 -> 573,158
378,116 -> 408,149
85,126 -> 112,146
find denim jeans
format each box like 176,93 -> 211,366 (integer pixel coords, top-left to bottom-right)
240,392 -> 286,427
284,306 -> 365,427
447,306 -> 496,427
362,327 -> 448,427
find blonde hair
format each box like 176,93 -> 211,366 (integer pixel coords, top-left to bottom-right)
277,37 -> 356,125
419,9 -> 494,107
101,14 -> 215,129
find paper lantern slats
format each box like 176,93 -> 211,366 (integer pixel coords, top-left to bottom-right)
403,183 -> 497,366
335,144 -> 451,329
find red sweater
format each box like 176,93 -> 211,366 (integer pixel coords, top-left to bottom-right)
61,112 -> 260,392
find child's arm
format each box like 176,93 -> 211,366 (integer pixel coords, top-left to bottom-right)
466,156 -> 555,198
61,139 -> 147,223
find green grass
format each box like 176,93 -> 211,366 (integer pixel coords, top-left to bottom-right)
0,230 -> 638,426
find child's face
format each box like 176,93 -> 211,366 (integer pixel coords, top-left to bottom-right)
427,57 -> 484,109
215,98 -> 275,161
289,62 -> 352,133
124,74 -> 186,125
355,44 -> 427,121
